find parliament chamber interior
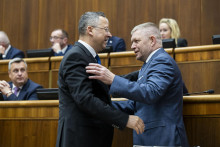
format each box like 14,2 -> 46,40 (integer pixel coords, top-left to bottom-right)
1,0 -> 220,146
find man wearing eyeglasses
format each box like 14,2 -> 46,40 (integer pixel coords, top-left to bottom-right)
49,29 -> 73,56
56,12 -> 145,147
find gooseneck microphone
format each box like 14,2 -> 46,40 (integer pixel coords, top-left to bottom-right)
184,89 -> 214,96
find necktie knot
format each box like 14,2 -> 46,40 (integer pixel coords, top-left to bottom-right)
14,87 -> 20,96
95,55 -> 101,65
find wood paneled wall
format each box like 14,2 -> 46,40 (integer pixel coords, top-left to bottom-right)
0,0 -> 220,55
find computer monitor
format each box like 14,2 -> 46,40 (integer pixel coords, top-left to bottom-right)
36,88 -> 58,100
99,45 -> 113,53
162,39 -> 176,48
26,49 -> 54,58
212,35 -> 220,44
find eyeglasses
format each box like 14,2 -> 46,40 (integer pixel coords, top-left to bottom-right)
49,36 -> 64,41
93,26 -> 110,33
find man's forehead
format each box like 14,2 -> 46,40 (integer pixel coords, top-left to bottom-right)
11,62 -> 25,67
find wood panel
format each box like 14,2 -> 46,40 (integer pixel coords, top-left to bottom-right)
0,100 -> 59,147
1,95 -> 220,147
201,0 -> 220,45
1,0 -> 220,54
178,60 -> 220,94
183,95 -> 220,147
20,0 -> 40,51
0,100 -> 133,147
179,0 -> 201,46
1,0 -> 22,51
175,44 -> 220,62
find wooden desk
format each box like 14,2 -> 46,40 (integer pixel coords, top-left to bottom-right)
0,59 -> 10,82
0,58 -> 50,88
183,94 -> 220,147
0,100 -> 58,147
0,100 -> 131,147
0,95 -> 220,147
50,53 -> 109,88
175,44 -> 220,62
175,45 -> 220,94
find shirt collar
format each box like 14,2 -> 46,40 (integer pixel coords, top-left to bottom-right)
145,48 -> 160,63
78,40 -> 97,58
61,45 -> 68,54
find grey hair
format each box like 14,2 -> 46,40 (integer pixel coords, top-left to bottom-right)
0,31 -> 10,45
131,22 -> 162,45
78,12 -> 106,35
8,58 -> 27,71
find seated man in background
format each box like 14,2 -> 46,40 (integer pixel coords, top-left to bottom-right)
50,29 -> 73,56
0,58 -> 43,100
107,36 -> 126,52
0,31 -> 25,60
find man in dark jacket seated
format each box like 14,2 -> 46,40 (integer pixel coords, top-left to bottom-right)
0,58 -> 43,100
0,31 -> 24,60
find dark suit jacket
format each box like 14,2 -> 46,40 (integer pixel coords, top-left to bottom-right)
54,44 -> 73,56
2,46 -> 25,59
177,38 -> 188,47
110,48 -> 189,146
56,41 -> 128,147
3,79 -> 43,101
107,36 -> 126,52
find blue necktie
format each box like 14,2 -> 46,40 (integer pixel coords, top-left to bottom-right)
95,54 -> 101,65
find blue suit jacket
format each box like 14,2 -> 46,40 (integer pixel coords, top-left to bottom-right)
107,36 -> 126,52
110,48 -> 189,146
4,46 -> 25,59
54,44 -> 73,56
3,79 -> 43,101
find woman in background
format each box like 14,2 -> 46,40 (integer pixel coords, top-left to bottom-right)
159,18 -> 187,47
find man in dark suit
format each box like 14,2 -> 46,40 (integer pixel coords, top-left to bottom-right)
49,29 -> 73,56
107,36 -> 126,52
0,58 -> 43,100
86,22 -> 189,146
56,12 -> 145,147
0,31 -> 25,60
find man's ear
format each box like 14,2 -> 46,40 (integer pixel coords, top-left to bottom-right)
87,26 -> 94,36
150,36 -> 156,47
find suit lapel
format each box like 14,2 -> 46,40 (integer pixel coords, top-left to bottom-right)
74,42 -> 97,64
138,48 -> 165,80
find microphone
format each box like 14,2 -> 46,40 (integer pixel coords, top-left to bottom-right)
184,89 -> 215,96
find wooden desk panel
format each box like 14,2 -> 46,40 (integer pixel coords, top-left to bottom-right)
0,100 -> 132,147
178,59 -> 220,94
0,100 -> 58,147
183,95 -> 220,147
175,44 -> 220,62
1,95 -> 220,147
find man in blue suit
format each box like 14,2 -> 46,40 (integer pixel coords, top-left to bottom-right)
0,58 -> 43,100
107,36 -> 126,52
49,29 -> 73,56
0,31 -> 25,60
86,22 -> 189,146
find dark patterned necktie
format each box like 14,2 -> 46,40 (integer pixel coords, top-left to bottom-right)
14,87 -> 20,96
95,54 -> 101,65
